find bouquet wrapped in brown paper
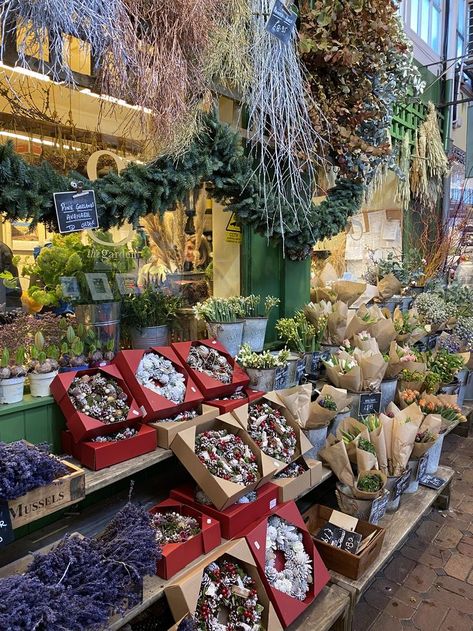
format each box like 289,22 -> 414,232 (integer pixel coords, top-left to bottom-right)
308,384 -> 350,429
345,307 -> 376,340
353,331 -> 380,354
336,417 -> 370,461
390,415 -> 419,476
319,262 -> 338,286
324,301 -> 349,345
324,351 -> 362,391
410,412 -> 441,458
397,368 -> 426,395
355,470 -> 387,500
350,284 -> 379,310
332,280 -> 367,306
274,383 -> 312,429
385,342 -> 426,379
318,435 -> 355,488
360,414 -> 388,474
352,348 -> 388,391
355,438 -> 379,471
377,273 -> 403,300
393,307 -> 428,346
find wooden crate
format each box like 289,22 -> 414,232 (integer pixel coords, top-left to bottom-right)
8,460 -> 85,529
304,504 -> 385,580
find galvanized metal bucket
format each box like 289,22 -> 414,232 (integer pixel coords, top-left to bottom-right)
75,302 -> 121,352
241,317 -> 268,352
304,426 -> 328,460
385,475 -> 402,512
206,321 -> 244,358
245,367 -> 276,393
380,378 -> 398,412
328,409 -> 351,436
130,325 -> 169,350
426,434 -> 445,474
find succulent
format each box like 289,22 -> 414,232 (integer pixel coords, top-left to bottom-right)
29,332 -> 59,374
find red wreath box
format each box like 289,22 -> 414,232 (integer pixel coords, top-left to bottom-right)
165,538 -> 283,631
61,424 -> 157,471
114,347 -> 204,422
172,339 -> 249,399
50,365 -> 142,443
204,387 -> 263,414
230,392 -> 313,472
149,498 -> 221,579
147,403 -> 218,449
170,415 -> 279,510
241,501 -> 330,627
170,482 -> 279,540
272,457 -> 323,503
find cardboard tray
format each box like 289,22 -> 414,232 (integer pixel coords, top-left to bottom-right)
61,424 -> 157,471
149,498 -> 221,579
241,501 -> 330,628
164,538 -> 283,631
170,416 -> 279,510
147,403 -> 218,450
205,387 -> 263,413
170,482 -> 279,540
114,347 -> 204,421
50,365 -> 142,442
272,457 -> 322,503
304,504 -> 386,580
172,339 -> 249,398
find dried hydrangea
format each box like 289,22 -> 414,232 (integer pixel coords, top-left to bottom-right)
414,293 -> 448,325
136,352 -> 186,403
91,427 -> 138,443
275,462 -> 306,479
159,409 -> 198,423
68,373 -> 130,424
247,402 -> 297,463
195,430 -> 259,485
150,511 -> 200,545
187,345 -> 233,384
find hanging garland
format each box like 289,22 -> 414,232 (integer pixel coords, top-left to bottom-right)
0,114 -> 362,260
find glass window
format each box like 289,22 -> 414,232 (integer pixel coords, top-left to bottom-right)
410,0 -> 419,31
420,0 -> 430,42
431,6 -> 441,53
407,0 -> 443,55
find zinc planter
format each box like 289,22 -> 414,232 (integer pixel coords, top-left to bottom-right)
75,302 -> 121,352
286,353 -> 303,388
329,409 -> 351,436
241,317 -> 268,352
304,426 -> 328,460
0,376 -> 25,404
335,483 -> 376,521
385,475 -> 402,513
426,434 -> 445,474
206,321 -> 244,358
438,381 -> 460,396
304,350 -> 325,379
380,378 -> 398,411
130,325 -> 169,350
404,459 -> 420,494
245,367 -> 276,393
29,371 -> 58,398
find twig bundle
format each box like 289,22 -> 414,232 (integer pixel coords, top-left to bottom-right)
395,133 -> 412,211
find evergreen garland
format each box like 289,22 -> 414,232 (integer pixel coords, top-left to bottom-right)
0,115 -> 363,259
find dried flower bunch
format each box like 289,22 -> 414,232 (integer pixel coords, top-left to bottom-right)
265,516 -> 312,601
414,293 -> 449,326
92,428 -> 138,443
0,502 -> 159,630
247,402 -> 297,463
151,511 -> 201,545
68,374 -> 130,424
160,410 -> 199,424
453,317 -> 473,350
136,353 -> 186,403
195,559 -> 264,630
195,430 -> 259,485
275,462 -> 306,479
187,345 -> 233,384
0,441 -> 68,500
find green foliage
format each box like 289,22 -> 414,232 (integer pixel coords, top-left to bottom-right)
236,344 -> 289,369
275,312 -> 327,353
121,288 -> 181,332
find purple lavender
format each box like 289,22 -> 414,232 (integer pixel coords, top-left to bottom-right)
0,441 -> 68,500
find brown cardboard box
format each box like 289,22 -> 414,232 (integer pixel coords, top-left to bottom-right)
165,539 -> 283,631
148,403 -> 218,449
170,416 -> 279,510
272,457 -> 322,502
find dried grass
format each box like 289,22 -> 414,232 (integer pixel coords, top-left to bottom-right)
395,133 -> 411,211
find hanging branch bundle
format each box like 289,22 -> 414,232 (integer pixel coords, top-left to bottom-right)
395,133 -> 412,211
410,129 -> 428,203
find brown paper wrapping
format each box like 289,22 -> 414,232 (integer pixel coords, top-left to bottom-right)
353,348 -> 388,391
391,419 -> 419,476
336,417 -> 370,461
319,262 -> 338,285
419,413 -> 442,434
353,334 -> 380,354
333,280 -> 367,306
350,284 -> 379,310
345,313 -> 370,340
353,470 -> 387,500
370,424 -> 388,474
379,413 -> 394,463
411,436 -> 438,459
356,444 -> 378,472
378,273 -> 403,300
326,301 -> 349,345
324,356 -> 363,392
369,318 -> 397,352
385,342 -> 426,379
308,385 -> 349,429
318,438 -> 355,487
275,384 -> 312,429
395,402 -> 424,428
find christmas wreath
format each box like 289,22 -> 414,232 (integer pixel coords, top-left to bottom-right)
0,115 -> 362,259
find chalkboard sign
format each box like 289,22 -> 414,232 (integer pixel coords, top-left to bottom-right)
417,454 -> 429,481
274,364 -> 288,390
54,189 -> 99,234
265,0 -> 297,44
419,475 -> 445,490
393,469 -> 412,500
296,358 -> 306,384
314,523 -> 362,553
0,499 -> 14,548
358,392 -> 382,417
369,491 -> 389,525
310,352 -> 323,377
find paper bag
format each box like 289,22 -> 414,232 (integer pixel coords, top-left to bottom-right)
353,349 -> 388,391
275,384 -> 312,429
391,419 -> 418,475
370,424 -> 388,474
319,262 -> 338,285
318,437 -> 355,487
326,301 -> 349,345
369,318 -> 397,352
356,444 -> 378,472
378,273 -> 402,300
353,333 -> 380,354
333,280 -> 367,306
395,402 -> 424,428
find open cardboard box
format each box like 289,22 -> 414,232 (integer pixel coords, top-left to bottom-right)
241,501 -> 330,628
61,424 -> 157,470
205,387 -> 263,414
50,365 -> 142,442
170,482 -> 279,540
114,347 -> 204,422
165,539 -> 283,631
172,339 -> 249,399
272,457 -> 323,503
170,415 -> 279,510
149,498 -> 221,579
147,403 -> 218,449
231,392 -> 313,472
304,504 -> 386,580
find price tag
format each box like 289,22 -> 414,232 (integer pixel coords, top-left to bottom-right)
393,469 -> 411,499
0,500 -> 14,548
419,475 -> 445,490
265,0 -> 297,44
358,392 -> 382,417
369,491 -> 389,525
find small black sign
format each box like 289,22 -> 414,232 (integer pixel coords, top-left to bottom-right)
369,491 -> 389,525
359,392 -> 382,417
417,454 -> 429,481
274,364 -> 288,390
310,352 -> 322,377
54,189 -> 99,234
296,358 -> 306,384
0,499 -> 14,548
315,523 -> 362,553
265,0 -> 297,44
393,469 -> 412,500
419,475 -> 445,490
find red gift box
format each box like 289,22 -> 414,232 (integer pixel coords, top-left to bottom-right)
172,339 -> 249,399
51,365 -> 142,442
170,482 -> 279,540
114,347 -> 204,421
61,424 -> 157,470
205,387 -> 263,413
149,499 -> 221,579
241,501 -> 330,627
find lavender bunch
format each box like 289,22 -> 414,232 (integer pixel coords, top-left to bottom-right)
0,441 -> 68,500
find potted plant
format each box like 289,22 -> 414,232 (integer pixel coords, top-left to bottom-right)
58,326 -> 89,372
88,337 -> 116,367
122,288 -> 181,349
240,295 -> 280,352
236,344 -> 289,392
275,312 -> 328,378
28,332 -> 60,397
194,297 -> 245,357
0,347 -> 26,404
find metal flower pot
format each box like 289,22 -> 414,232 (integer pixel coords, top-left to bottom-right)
130,325 -> 169,350
328,409 -> 351,436
242,317 -> 268,352
206,321 -> 244,358
404,459 -> 420,494
335,483 -> 376,521
304,426 -> 328,460
285,353 -> 303,388
75,302 -> 121,352
304,350 -> 325,379
245,367 -> 276,393
426,434 -> 445,474
385,475 -> 402,512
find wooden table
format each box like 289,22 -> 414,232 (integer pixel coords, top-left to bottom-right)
289,584 -> 351,631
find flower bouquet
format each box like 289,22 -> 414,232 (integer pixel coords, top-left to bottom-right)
393,307 -> 428,346
385,342 -> 425,379
353,330 -> 379,353
309,385 -> 350,429
324,351 -> 361,391
418,393 -> 467,425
